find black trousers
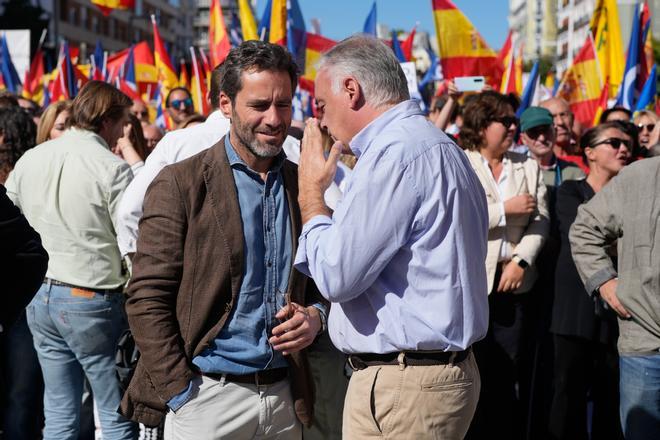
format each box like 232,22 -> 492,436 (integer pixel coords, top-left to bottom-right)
547,334 -> 623,440
466,290 -> 533,440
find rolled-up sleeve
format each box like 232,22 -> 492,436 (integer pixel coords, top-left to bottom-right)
294,157 -> 419,303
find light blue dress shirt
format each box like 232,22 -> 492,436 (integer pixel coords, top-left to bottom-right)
168,135 -> 291,411
294,100 -> 490,354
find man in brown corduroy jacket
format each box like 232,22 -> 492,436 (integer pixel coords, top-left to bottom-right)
119,41 -> 324,439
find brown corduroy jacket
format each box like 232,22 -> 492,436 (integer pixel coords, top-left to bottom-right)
119,137 -> 315,427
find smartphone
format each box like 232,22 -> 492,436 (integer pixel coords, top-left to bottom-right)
454,76 -> 486,92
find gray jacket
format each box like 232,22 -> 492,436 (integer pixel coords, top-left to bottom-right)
570,157 -> 660,355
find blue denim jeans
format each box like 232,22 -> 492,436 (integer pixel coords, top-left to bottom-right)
26,282 -> 136,440
619,353 -> 660,440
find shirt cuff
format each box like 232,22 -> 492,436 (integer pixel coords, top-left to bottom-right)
309,302 -> 328,333
167,379 -> 194,412
497,202 -> 506,227
294,214 -> 333,277
585,267 -> 618,297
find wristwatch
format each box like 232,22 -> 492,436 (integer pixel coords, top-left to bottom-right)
512,255 -> 529,269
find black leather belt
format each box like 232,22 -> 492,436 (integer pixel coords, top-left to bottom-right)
203,367 -> 288,386
347,348 -> 471,371
44,278 -> 123,294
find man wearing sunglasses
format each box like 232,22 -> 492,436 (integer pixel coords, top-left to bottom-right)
165,88 -> 195,127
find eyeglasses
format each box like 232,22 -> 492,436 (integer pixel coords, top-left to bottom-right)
637,123 -> 655,133
492,115 -> 518,129
591,137 -> 632,150
169,98 -> 193,109
524,125 -> 553,139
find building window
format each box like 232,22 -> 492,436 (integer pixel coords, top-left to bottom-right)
68,7 -> 77,25
91,15 -> 99,33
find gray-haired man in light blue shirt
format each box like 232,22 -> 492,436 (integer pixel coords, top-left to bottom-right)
294,35 -> 490,439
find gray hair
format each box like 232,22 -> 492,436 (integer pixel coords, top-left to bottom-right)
316,34 -> 410,108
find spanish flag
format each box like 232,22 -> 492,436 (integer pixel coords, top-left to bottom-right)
432,0 -> 497,80
590,0 -> 624,98
151,15 -> 178,92
209,0 -> 231,68
592,77 -> 610,126
238,0 -> 258,41
269,0 -> 287,46
189,47 -> 210,115
557,36 -> 603,127
179,59 -> 189,90
22,48 -> 45,105
91,0 -> 134,16
500,44 -> 522,95
300,33 -> 336,92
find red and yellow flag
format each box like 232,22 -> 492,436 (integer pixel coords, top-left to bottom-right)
300,33 -> 336,92
179,59 -> 189,90
91,0 -> 134,16
151,16 -> 178,92
209,0 -> 231,68
500,44 -> 522,95
269,0 -> 287,46
592,77 -> 610,126
557,36 -> 603,127
432,0 -> 497,80
590,0 -> 624,98
190,48 -> 210,115
22,48 -> 45,105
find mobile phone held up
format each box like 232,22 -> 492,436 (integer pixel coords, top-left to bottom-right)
454,76 -> 485,92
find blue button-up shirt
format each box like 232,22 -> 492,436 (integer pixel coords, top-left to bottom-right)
192,135 -> 292,374
294,100 -> 490,354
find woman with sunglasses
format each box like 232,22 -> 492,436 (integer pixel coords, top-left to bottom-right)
548,121 -> 632,440
460,91 -> 550,439
633,110 -> 659,154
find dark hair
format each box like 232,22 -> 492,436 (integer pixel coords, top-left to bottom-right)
178,113 -> 206,129
599,106 -> 632,124
125,113 -> 148,160
459,91 -> 517,151
218,40 -> 298,102
70,81 -> 132,133
580,121 -> 635,166
209,63 -> 223,109
0,107 -> 37,183
165,87 -> 192,107
0,92 -> 19,109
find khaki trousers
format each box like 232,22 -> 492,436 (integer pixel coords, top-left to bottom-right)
343,351 -> 480,440
164,375 -> 301,440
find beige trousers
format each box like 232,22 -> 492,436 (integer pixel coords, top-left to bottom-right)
164,375 -> 301,440
343,351 -> 480,440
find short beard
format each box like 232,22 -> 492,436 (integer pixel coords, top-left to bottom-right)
232,109 -> 284,159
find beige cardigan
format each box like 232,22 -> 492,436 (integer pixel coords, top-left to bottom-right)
466,150 -> 550,294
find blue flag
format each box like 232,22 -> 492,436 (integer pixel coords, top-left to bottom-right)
230,12 -> 244,47
0,34 -> 22,93
363,2 -> 377,36
123,45 -> 137,89
391,31 -> 406,63
634,64 -> 657,111
616,3 -> 641,109
287,0 -> 307,67
516,61 -> 540,117
62,41 -> 79,98
258,0 -> 272,41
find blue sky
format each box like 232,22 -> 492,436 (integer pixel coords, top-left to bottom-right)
255,0 -> 510,50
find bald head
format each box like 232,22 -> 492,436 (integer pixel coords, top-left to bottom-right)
540,97 -> 574,154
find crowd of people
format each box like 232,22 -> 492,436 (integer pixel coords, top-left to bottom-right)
0,35 -> 659,440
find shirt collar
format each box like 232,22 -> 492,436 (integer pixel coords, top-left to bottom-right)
349,100 -> 424,158
68,127 -> 110,150
224,133 -> 286,173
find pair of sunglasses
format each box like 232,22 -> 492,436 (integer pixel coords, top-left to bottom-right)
637,123 -> 655,132
592,137 -> 632,150
170,98 -> 193,109
524,125 -> 553,139
492,115 -> 519,129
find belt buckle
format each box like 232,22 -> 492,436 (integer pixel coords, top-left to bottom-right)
347,355 -> 363,371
